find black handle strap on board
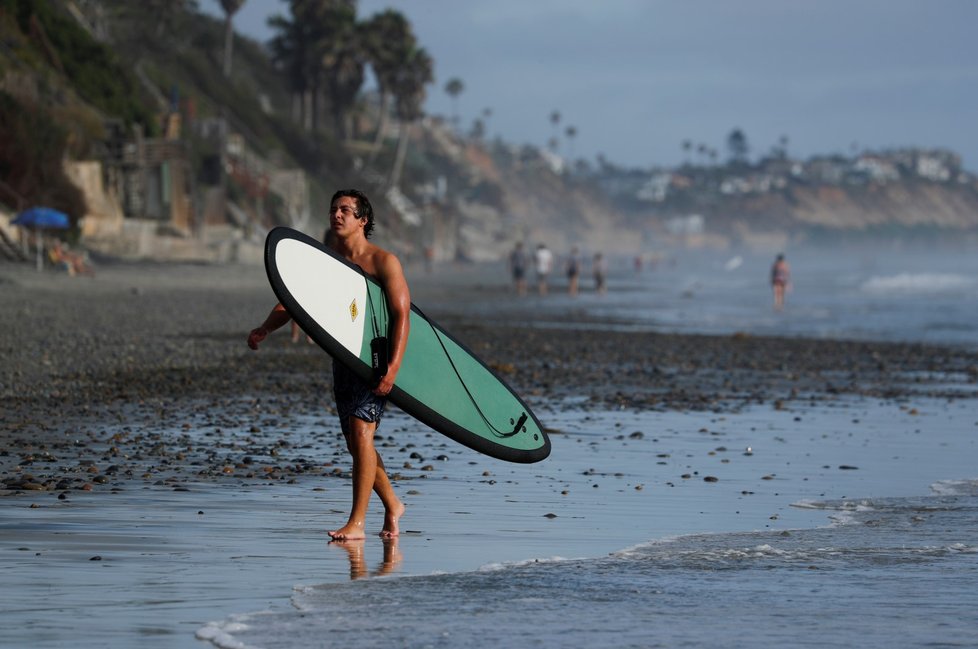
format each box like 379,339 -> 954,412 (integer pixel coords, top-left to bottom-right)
360,269 -> 389,384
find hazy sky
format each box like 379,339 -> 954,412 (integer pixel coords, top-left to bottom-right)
206,0 -> 978,171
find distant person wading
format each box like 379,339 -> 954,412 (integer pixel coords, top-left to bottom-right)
509,241 -> 528,296
534,243 -> 554,296
771,253 -> 791,311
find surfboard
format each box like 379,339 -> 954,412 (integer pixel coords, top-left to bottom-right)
263,227 -> 550,464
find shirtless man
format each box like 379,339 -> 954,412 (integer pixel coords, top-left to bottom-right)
247,189 -> 410,541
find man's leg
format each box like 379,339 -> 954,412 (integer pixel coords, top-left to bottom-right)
372,451 -> 404,538
328,417 -> 376,540
328,417 -> 404,540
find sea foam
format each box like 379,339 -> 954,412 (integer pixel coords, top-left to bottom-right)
861,272 -> 974,294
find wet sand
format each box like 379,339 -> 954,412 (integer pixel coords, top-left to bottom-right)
3,259 -> 975,431
2,260 -> 977,647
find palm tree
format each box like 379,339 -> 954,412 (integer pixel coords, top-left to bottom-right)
549,110 -> 561,151
268,10 -> 311,128
317,2 -> 363,140
389,46 -> 434,189
481,107 -> 492,138
727,128 -> 750,164
268,0 -> 360,134
322,37 -> 364,141
361,9 -> 416,160
681,139 -> 692,165
444,77 -> 464,129
220,0 -> 246,78
564,125 -> 577,159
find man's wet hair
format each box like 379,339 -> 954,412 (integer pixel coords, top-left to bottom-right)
331,188 -> 375,238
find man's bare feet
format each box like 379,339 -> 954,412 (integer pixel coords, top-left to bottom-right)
380,501 -> 405,538
328,521 -> 366,541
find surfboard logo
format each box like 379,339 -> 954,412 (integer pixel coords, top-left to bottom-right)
349,299 -> 358,322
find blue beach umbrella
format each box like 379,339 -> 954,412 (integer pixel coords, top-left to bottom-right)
12,207 -> 71,271
13,206 -> 71,229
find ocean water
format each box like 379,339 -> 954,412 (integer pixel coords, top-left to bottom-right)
7,244 -> 971,648
194,247 -> 978,649
198,401 -> 978,649
200,487 -> 978,649
440,244 -> 978,348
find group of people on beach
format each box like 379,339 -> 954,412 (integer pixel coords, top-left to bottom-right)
508,241 -> 607,297
509,240 -> 790,311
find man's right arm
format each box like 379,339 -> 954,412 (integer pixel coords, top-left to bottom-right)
248,303 -> 291,349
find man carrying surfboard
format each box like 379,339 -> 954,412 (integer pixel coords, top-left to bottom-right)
247,189 -> 410,541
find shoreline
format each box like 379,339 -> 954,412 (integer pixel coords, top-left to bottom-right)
4,396 -> 976,649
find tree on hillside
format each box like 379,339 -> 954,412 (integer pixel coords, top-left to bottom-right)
268,7 -> 314,129
727,128 -> 750,165
549,110 -> 561,151
388,46 -> 433,189
564,125 -> 577,159
101,0 -> 193,55
0,91 -> 87,224
323,40 -> 364,141
268,0 -> 360,135
444,77 -> 464,129
481,107 -> 493,138
318,2 -> 363,140
220,0 -> 245,78
9,0 -> 157,132
133,0 -> 191,38
361,9 -> 416,161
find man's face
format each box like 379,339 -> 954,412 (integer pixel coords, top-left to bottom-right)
329,196 -> 362,235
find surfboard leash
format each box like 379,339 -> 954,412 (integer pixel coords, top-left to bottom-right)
414,304 -> 527,439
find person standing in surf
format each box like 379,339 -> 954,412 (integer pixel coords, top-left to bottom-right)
534,243 -> 554,296
247,189 -> 410,541
565,246 -> 581,296
770,253 -> 791,311
509,241 -> 528,296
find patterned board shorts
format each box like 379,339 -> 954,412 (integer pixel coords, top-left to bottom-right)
332,361 -> 387,433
